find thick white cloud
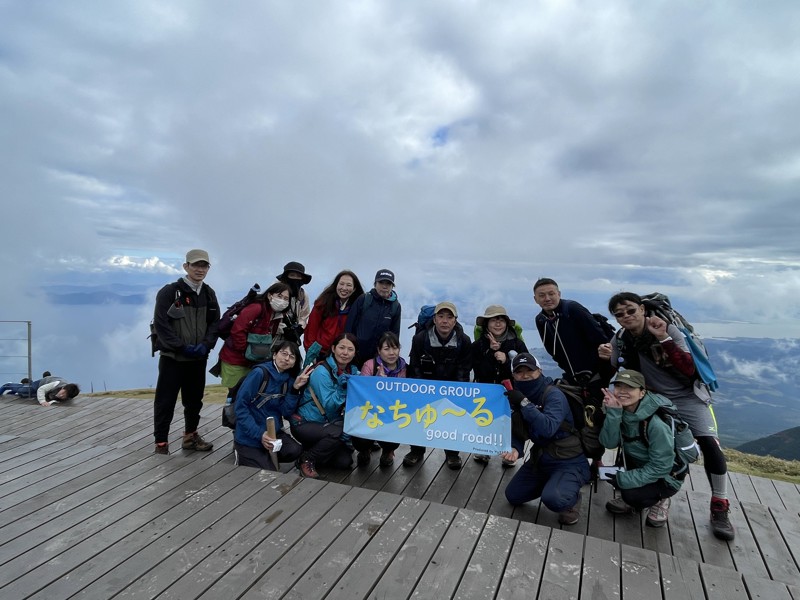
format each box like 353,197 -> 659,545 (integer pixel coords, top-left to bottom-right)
2,1 -> 800,387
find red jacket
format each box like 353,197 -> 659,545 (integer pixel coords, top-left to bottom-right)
303,301 -> 351,352
219,302 -> 280,367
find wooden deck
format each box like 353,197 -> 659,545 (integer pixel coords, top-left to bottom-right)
1,394 -> 800,599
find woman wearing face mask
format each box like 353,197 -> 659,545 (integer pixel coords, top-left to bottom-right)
304,270 -> 365,358
218,282 -> 292,389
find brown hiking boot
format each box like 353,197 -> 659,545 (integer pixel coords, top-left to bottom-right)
182,432 -> 213,451
559,495 -> 582,525
379,450 -> 395,467
710,497 -> 735,541
296,458 -> 319,479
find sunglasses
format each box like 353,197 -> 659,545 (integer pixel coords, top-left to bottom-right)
613,307 -> 639,319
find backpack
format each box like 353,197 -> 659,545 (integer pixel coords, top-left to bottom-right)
592,313 -> 616,340
621,402 -> 700,480
408,305 -> 436,334
633,292 -> 718,392
555,382 -> 606,460
222,365 -> 280,429
217,284 -> 263,340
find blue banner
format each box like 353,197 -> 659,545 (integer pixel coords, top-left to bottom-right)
344,376 -> 511,455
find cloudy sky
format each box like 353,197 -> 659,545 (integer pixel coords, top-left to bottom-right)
2,1 -> 799,389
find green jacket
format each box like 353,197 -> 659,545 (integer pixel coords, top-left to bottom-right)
599,391 -> 683,492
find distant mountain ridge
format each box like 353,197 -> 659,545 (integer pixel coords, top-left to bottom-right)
737,427 -> 800,461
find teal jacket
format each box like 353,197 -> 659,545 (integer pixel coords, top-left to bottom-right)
599,391 -> 683,492
296,356 -> 359,424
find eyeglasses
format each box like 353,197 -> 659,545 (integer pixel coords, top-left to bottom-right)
189,262 -> 210,269
276,350 -> 296,359
613,307 -> 639,319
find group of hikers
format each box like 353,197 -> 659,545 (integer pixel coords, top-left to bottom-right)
148,249 -> 735,543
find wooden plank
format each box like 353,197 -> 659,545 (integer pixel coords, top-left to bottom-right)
658,554 -> 705,600
729,471 -> 760,504
496,521 -> 550,600
96,471 -> 304,600
724,498 -> 771,581
587,477 -> 616,542
666,490 -> 703,563
773,479 -> 800,512
152,478 -> 332,600
537,529 -> 584,600
0,450 -> 146,516
464,458 -> 516,513
771,505 -> 800,580
789,583 -> 800,599
26,466 -> 267,600
487,464 -> 520,519
743,574 -> 793,600
620,545 -> 660,600
255,494 -> 424,600
741,501 -> 800,586
750,474 -> 786,508
688,463 -> 711,494
700,563 -> 748,599
199,485 -> 389,599
442,455 -> 487,508
0,459 -> 238,597
363,502 -> 457,600
580,536 -> 620,600
613,495 -> 644,549
688,492 -> 735,569
407,509 -> 488,600
0,440 -> 98,483
453,515 -> 518,600
0,438 -> 58,470
420,453 -> 463,505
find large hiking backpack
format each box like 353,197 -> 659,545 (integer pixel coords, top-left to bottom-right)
555,382 -> 605,460
621,401 -> 700,480
408,305 -> 436,334
639,292 -> 718,392
217,284 -> 262,340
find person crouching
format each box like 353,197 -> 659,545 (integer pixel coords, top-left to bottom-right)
503,353 -> 589,525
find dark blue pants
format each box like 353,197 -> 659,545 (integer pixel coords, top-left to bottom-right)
505,456 -> 589,512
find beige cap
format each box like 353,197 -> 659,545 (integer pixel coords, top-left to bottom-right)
185,249 -> 211,264
434,301 -> 458,318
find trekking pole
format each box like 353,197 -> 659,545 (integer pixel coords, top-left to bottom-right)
266,416 -> 279,471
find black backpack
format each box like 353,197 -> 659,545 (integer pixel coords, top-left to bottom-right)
217,284 -> 263,340
555,382 -> 606,460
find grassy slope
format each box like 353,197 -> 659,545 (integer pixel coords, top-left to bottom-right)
85,388 -> 800,484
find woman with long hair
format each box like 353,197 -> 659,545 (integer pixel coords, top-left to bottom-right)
304,270 -> 364,357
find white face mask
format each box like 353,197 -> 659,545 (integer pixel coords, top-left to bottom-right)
270,297 -> 289,312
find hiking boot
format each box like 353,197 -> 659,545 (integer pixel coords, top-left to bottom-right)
357,451 -> 371,467
403,451 -> 424,467
379,450 -> 395,467
559,495 -> 581,525
606,496 -> 635,515
182,432 -> 213,451
296,458 -> 319,479
154,443 -> 169,455
710,497 -> 736,541
473,454 -> 490,465
446,455 -> 463,470
646,497 -> 671,528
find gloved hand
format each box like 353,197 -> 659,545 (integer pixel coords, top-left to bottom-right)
505,389 -> 526,409
183,344 -> 207,358
606,472 -> 620,489
193,343 -> 208,357
337,373 -> 350,389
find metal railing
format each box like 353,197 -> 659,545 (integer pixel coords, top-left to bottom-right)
0,321 -> 32,382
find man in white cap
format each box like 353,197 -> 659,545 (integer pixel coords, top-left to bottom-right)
152,249 -> 220,455
404,301 -> 472,470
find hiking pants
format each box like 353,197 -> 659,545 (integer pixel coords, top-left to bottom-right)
153,355 -> 206,443
505,456 -> 589,512
291,421 -> 353,468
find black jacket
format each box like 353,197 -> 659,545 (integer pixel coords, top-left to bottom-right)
153,279 -> 220,360
471,331 -> 528,384
344,289 -> 401,362
408,322 -> 472,382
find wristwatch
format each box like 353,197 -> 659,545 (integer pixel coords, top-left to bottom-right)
520,398 -> 531,408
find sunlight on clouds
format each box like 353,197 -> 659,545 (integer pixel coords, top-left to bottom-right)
108,256 -> 181,274
717,351 -> 787,382
47,169 -> 123,197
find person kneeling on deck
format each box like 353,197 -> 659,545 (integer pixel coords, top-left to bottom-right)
503,353 -> 589,526
599,370 -> 683,528
233,341 -> 310,470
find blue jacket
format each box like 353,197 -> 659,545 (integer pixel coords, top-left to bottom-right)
512,374 -> 585,466
296,355 -> 359,424
345,289 -> 401,361
233,361 -> 300,448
